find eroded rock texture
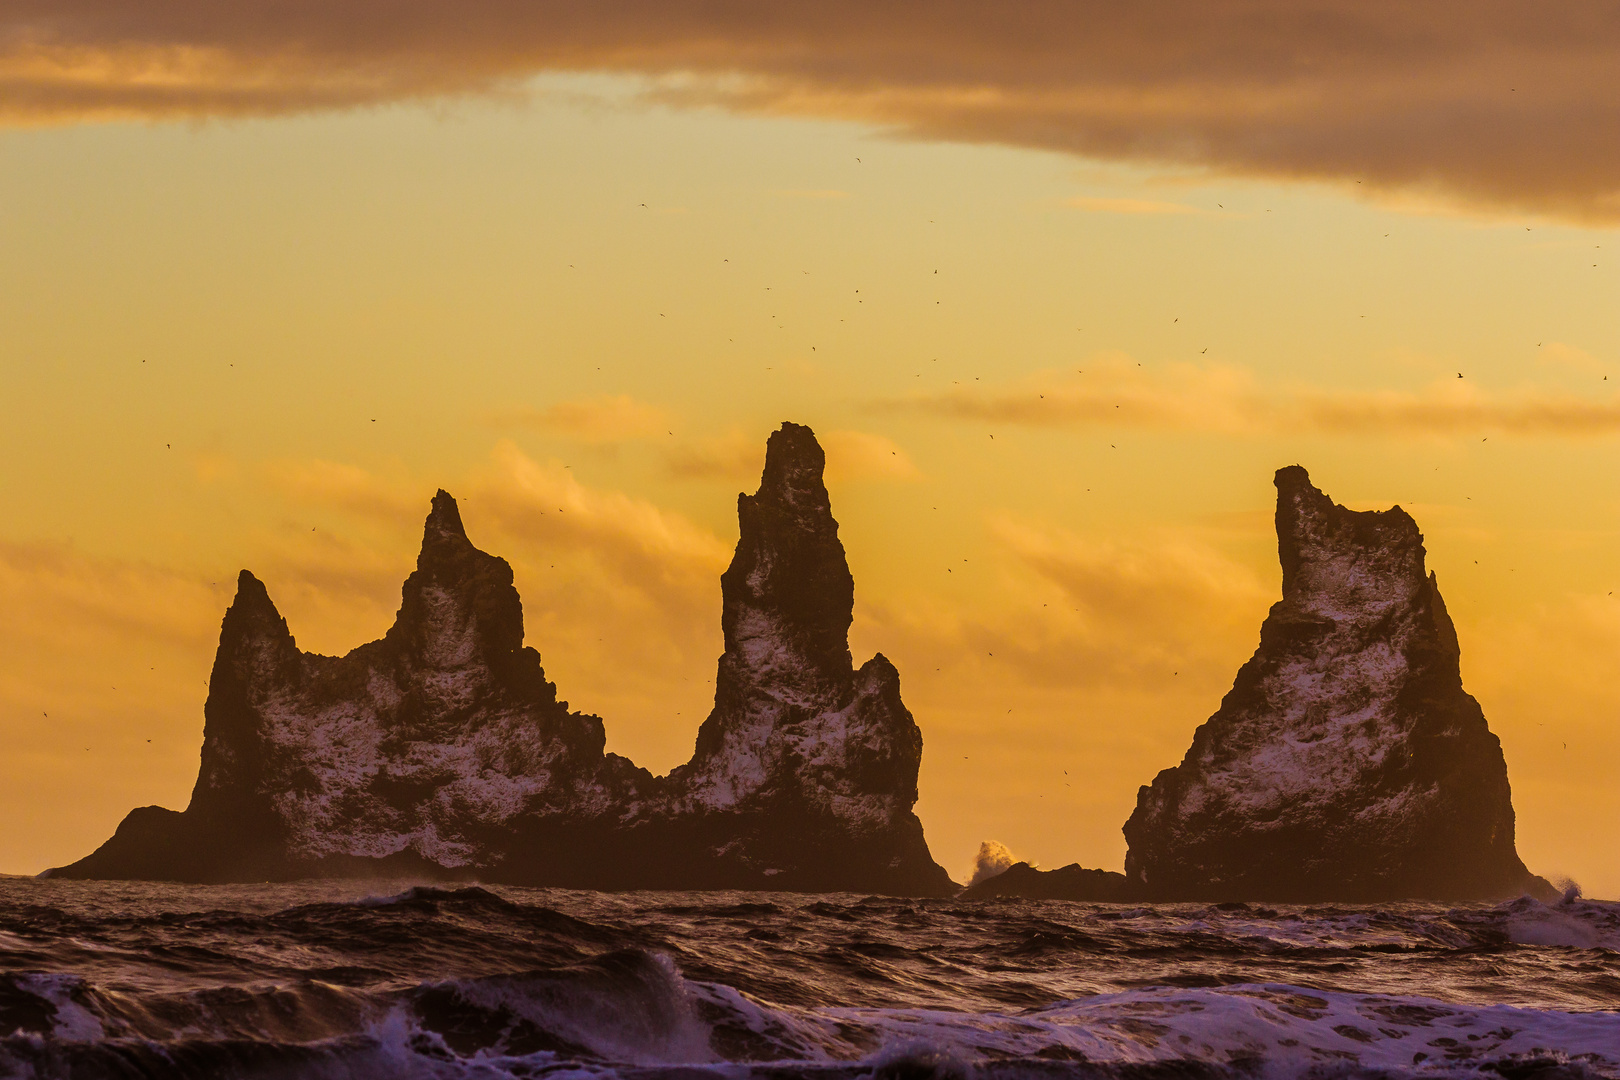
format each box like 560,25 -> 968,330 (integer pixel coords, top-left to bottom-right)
48,424 -> 952,896
1123,466 -> 1552,902
659,422 -> 951,894
53,493 -> 649,883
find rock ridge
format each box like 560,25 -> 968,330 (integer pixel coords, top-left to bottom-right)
47,424 -> 953,896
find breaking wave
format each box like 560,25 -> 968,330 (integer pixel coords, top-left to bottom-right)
1,879 -> 1616,1078
967,841 -> 1021,887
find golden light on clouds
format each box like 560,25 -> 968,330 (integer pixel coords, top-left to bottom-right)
1065,196 -> 1203,216
2,1 -> 1619,220
493,394 -> 675,444
881,355 -> 1620,439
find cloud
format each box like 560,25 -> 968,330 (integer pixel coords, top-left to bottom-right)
1065,196 -> 1202,215
664,430 -> 761,480
886,357 -> 1258,433
1536,342 -> 1611,378
262,458 -> 423,524
0,540 -> 220,657
822,429 -> 921,483
465,441 -> 734,719
877,356 -> 1620,439
491,395 -> 673,444
987,518 -> 1270,687
257,442 -> 729,629
860,518 -> 1270,693
1299,388 -> 1620,437
2,3 -> 1618,221
0,540 -> 226,873
475,439 -> 729,587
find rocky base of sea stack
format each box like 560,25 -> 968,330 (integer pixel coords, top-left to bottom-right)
962,863 -> 1135,902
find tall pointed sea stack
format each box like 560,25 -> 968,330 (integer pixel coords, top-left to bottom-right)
48,424 -> 952,895
660,422 -> 953,894
1123,466 -> 1551,902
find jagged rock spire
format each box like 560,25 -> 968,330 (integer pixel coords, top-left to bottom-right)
392,488 -> 531,676
671,422 -> 951,894
188,570 -> 299,844
420,489 -> 472,563
717,421 -> 856,701
1123,466 -> 1548,902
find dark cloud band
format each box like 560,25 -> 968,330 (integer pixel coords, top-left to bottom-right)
3,1 -> 1618,220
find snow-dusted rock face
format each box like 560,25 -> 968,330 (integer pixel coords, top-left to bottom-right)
1123,466 -> 1552,902
49,426 -> 952,895
656,423 -> 953,895
52,492 -> 649,883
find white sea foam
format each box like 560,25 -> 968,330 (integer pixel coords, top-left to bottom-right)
16,974 -> 105,1042
298,980 -> 1620,1078
822,984 -> 1620,1076
967,841 -> 1020,887
1503,895 -> 1620,950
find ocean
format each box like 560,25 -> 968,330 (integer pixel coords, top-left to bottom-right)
0,877 -> 1616,1079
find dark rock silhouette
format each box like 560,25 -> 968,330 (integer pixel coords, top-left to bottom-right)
962,862 -> 1134,902
653,422 -> 951,894
47,424 -> 953,896
1122,466 -> 1553,902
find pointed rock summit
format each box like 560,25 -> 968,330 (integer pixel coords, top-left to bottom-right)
665,423 -> 951,893
48,424 -> 951,896
1123,466 -> 1551,901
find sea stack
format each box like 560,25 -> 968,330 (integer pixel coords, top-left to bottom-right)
658,422 -> 953,894
1123,466 -> 1552,902
47,424 -> 953,896
52,491 -> 649,882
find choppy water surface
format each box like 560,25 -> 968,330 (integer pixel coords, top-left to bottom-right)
1,877 -> 1616,1078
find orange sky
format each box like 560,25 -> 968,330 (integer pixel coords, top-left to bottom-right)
2,3 -> 1618,894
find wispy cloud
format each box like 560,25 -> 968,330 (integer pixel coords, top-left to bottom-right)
877,355 -> 1620,439
664,430 -> 760,481
852,519 -> 1269,717
1065,196 -> 1203,216
490,395 -> 673,444
823,429 -> 921,483
3,2 -> 1617,221
474,439 -> 729,594
263,458 -> 423,524
0,540 -> 225,874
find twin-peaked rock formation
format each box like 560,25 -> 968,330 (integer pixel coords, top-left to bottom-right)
969,465 -> 1551,903
49,424 -> 954,896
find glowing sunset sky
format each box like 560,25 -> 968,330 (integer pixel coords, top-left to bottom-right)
2,1 -> 1617,894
